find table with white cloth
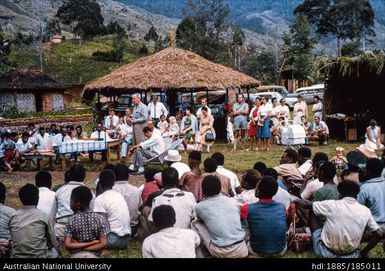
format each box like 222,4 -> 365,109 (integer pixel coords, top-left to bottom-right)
59,139 -> 121,170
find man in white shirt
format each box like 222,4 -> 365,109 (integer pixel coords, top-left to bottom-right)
296,181 -> 381,258
149,167 -> 196,229
35,171 -> 55,217
164,150 -> 190,180
16,132 -> 34,157
94,169 -> 131,249
310,116 -> 330,145
142,205 -> 200,258
53,164 -> 88,241
147,95 -> 168,124
112,164 -> 141,237
146,119 -> 161,136
52,127 -> 71,165
129,126 -> 165,175
89,122 -> 111,162
212,152 -> 242,195
36,127 -> 50,150
196,98 -> 212,119
297,147 -> 313,177
104,108 -> 119,136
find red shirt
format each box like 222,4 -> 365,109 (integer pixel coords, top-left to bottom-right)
141,181 -> 160,205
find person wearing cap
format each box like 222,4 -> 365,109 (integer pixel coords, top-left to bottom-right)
340,151 -> 366,184
357,159 -> 385,236
179,151 -> 204,202
293,95 -> 307,125
164,150 -> 190,180
104,108 -> 119,137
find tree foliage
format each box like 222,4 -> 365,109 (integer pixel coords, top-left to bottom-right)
144,26 -> 159,42
43,18 -> 61,42
241,49 -> 277,84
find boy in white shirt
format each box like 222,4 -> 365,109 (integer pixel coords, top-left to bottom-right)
35,171 -> 56,217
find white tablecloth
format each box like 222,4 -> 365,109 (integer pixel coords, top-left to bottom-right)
59,140 -> 108,154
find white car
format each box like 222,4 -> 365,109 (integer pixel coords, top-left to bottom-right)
248,92 -> 283,104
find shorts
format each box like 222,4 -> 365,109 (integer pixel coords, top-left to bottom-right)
107,232 -> 130,249
312,229 -> 359,258
234,117 -> 248,131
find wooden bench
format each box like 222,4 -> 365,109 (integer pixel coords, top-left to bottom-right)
24,153 -> 54,171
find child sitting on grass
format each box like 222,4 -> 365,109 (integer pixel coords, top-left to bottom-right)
64,186 -> 110,258
1,132 -> 19,173
330,146 -> 348,170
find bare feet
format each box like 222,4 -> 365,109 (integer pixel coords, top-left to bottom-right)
7,168 -> 13,174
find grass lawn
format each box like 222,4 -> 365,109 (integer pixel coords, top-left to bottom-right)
1,139 -> 384,258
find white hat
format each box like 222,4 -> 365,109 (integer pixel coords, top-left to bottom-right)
164,150 -> 182,162
356,145 -> 377,159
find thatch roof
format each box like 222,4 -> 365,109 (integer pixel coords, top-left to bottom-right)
0,69 -> 64,92
83,47 -> 260,99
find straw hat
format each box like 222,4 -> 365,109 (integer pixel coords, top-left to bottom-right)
164,150 -> 182,162
356,145 -> 378,159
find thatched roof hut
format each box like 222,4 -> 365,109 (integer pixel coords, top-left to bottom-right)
318,54 -> 385,140
0,69 -> 65,113
83,47 -> 260,100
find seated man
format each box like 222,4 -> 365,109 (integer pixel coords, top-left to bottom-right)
104,108 -> 119,137
300,115 -> 312,136
52,127 -> 72,165
0,182 -> 15,258
241,176 -> 287,257
192,175 -> 248,258
297,147 -> 313,178
93,169 -> 131,250
296,181 -> 381,258
9,184 -> 59,258
128,126 -> 165,175
313,162 -> 339,202
202,158 -> 233,197
64,186 -> 109,258
272,116 -> 289,145
16,132 -> 34,162
142,205 -> 200,258
164,150 -> 190,180
274,149 -> 303,182
310,116 -> 329,145
89,122 -> 111,162
179,151 -> 204,202
35,170 -> 56,216
212,152 -> 242,195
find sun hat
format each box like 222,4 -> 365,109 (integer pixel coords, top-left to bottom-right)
164,150 -> 182,162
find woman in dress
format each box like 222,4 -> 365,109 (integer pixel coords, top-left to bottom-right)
364,119 -> 384,151
256,96 -> 272,151
194,107 -> 215,152
180,107 -> 198,150
277,98 -> 290,121
312,95 -> 323,120
270,97 -> 280,128
293,95 -> 307,125
247,97 -> 261,151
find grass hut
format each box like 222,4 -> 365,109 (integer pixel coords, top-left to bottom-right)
318,54 -> 385,140
0,69 -> 65,113
83,47 -> 260,139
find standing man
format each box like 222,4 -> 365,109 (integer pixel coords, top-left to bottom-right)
147,95 -> 168,125
196,98 -> 212,120
127,94 -> 148,145
293,95 -> 308,125
104,108 -> 119,137
232,94 -> 249,151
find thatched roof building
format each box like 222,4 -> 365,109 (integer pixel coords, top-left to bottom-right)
83,47 -> 260,100
0,69 -> 65,113
319,54 -> 385,140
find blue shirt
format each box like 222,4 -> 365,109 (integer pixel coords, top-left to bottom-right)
1,139 -> 16,150
357,177 -> 385,222
245,200 -> 287,255
195,194 -> 245,247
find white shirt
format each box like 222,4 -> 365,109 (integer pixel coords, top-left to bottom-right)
149,188 -> 196,229
93,189 -> 131,236
52,134 -> 71,147
196,106 -> 212,118
36,133 -> 50,150
171,162 -> 190,180
37,187 -> 56,216
258,103 -> 272,116
54,181 -> 85,221
298,160 -> 313,177
276,104 -> 291,119
312,102 -> 323,119
301,179 -> 323,200
90,130 -> 111,141
147,102 -> 168,119
234,187 -> 291,209
313,197 -> 379,254
104,115 -> 119,130
312,121 -> 329,135
294,101 -> 308,117
16,139 -> 32,153
216,166 -> 240,195
140,132 -> 165,155
142,227 -> 200,258
112,181 -> 141,227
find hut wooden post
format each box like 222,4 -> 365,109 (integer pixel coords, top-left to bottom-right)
166,90 -> 176,116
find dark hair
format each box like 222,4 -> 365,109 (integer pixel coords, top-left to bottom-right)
142,126 -> 152,133
201,106 -> 208,112
144,168 -> 159,183
161,167 -> 179,188
202,175 -> 221,197
319,162 -> 337,180
71,186 -> 93,209
203,158 -> 217,173
313,95 -> 320,101
272,97 -> 277,102
35,170 -> 52,189
114,163 -> 129,181
314,116 -> 320,120
19,184 -> 39,206
369,119 -> 377,126
39,127 -> 45,132
188,151 -> 201,161
28,123 -> 35,128
64,170 -> 71,183
337,181 -> 360,198
21,132 -> 30,138
298,147 -> 311,159
297,95 -> 302,99
365,158 -> 384,178
242,170 -> 261,190
0,182 -> 5,203
253,162 -> 267,174
313,152 -> 329,167
186,106 -> 194,114
284,149 -> 298,163
103,163 -> 116,172
152,205 -> 176,229
98,169 -> 116,188
69,164 -> 86,182
263,168 -> 278,180
211,152 -> 224,166
257,176 -> 278,199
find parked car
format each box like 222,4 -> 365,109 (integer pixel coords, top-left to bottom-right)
294,84 -> 324,104
285,93 -> 298,109
256,85 -> 289,97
